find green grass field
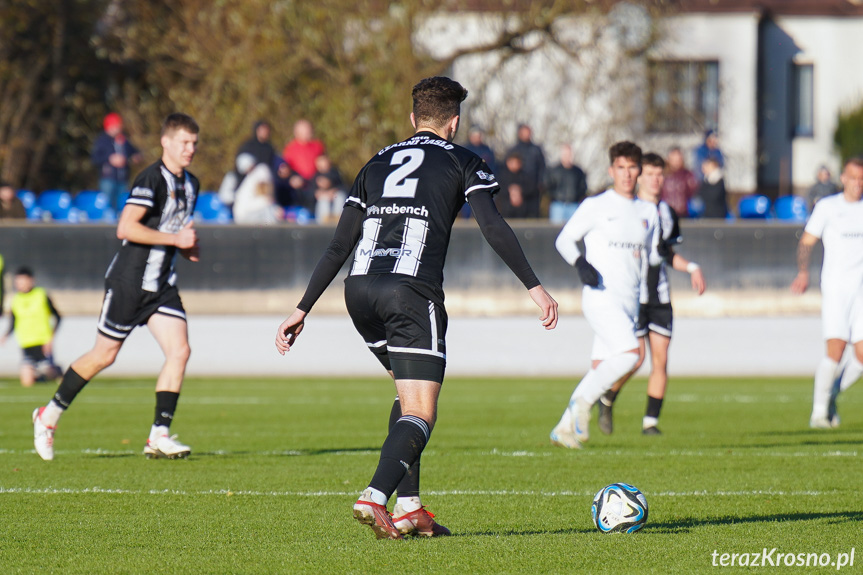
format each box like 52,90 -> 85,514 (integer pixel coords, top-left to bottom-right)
0,375 -> 860,574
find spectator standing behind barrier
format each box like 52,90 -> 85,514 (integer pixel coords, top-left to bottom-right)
312,155 -> 346,224
91,113 -> 142,211
283,119 -> 325,182
237,120 -> 277,171
0,182 -> 26,220
808,165 -> 839,211
507,123 -> 546,207
1,267 -> 62,387
545,144 -> 587,224
661,147 -> 698,218
693,129 -> 724,178
697,157 -> 728,218
464,126 -> 497,172
497,152 -> 538,219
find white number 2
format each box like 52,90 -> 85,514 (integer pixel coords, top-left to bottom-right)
382,149 -> 425,198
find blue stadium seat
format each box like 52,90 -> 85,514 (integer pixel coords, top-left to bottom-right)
194,191 -> 232,224
773,195 -> 808,222
118,191 -> 131,210
738,194 -> 771,219
74,190 -> 112,222
38,190 -> 74,221
17,190 -> 43,221
687,197 -> 705,219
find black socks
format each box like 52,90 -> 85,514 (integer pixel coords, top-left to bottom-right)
52,368 -> 89,409
370,412 -> 430,499
154,391 -> 180,427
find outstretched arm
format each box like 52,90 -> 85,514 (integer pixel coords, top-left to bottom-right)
469,191 -> 557,329
671,252 -> 706,295
791,232 -> 818,294
275,205 -> 364,354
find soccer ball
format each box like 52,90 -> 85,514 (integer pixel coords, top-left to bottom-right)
591,482 -> 648,533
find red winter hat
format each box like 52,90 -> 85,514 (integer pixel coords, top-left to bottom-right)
103,112 -> 123,131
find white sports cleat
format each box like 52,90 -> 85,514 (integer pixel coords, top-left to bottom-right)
571,397 -> 592,443
32,407 -> 56,461
550,422 -> 582,449
144,434 -> 191,459
809,415 -> 833,430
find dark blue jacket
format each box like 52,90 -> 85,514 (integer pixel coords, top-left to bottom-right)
91,132 -> 139,182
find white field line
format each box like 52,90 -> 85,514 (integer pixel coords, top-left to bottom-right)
0,487 -> 836,498
0,448 -> 857,457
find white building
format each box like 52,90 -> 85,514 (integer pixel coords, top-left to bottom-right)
419,0 -> 863,196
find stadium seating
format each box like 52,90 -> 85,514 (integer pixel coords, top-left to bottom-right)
194,191 -> 232,224
737,194 -> 771,219
687,197 -> 705,219
37,190 -> 83,222
773,195 -> 808,222
16,190 -> 43,221
73,190 -> 114,222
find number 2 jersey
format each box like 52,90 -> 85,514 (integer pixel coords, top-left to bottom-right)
345,131 -> 499,288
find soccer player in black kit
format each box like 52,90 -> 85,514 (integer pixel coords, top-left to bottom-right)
32,113 -> 201,461
275,77 -> 558,539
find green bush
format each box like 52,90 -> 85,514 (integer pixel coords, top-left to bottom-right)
834,101 -> 863,162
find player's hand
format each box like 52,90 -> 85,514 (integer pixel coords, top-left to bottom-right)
276,309 -> 307,355
180,244 -> 200,262
43,340 -> 53,356
174,221 -> 197,250
790,271 -> 809,295
528,285 -> 558,330
690,268 -> 706,295
575,256 -> 600,288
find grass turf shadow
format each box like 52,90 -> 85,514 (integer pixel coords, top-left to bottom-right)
645,511 -> 863,534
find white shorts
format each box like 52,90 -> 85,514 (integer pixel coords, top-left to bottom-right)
822,287 -> 863,343
582,286 -> 639,361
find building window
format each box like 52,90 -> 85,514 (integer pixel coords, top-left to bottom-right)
646,60 -> 719,133
791,63 -> 814,137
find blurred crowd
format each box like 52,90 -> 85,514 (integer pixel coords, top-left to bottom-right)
0,115 -> 843,225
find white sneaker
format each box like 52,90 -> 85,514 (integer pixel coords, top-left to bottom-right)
550,423 -> 582,449
571,397 -> 592,443
809,415 -> 833,429
32,407 -> 55,461
144,434 -> 191,459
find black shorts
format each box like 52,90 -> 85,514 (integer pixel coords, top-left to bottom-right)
22,345 -> 49,366
344,274 -> 447,383
97,280 -> 186,341
635,302 -> 673,338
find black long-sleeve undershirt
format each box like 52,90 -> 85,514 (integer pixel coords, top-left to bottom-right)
296,190 -> 541,313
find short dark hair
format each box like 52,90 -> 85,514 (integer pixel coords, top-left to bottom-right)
642,152 -> 665,169
843,156 -> 863,170
162,113 -> 199,136
608,141 -> 642,165
15,266 -> 33,277
412,77 -> 468,130
0,181 -> 12,189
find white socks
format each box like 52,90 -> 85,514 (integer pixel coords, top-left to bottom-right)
642,416 -> 658,429
396,496 -> 422,513
812,358 -> 839,419
572,353 -> 640,406
362,487 -> 388,507
41,402 -> 65,427
149,425 -> 169,441
839,357 -> 863,392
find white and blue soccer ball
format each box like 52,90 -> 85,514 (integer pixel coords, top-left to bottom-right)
591,482 -> 648,533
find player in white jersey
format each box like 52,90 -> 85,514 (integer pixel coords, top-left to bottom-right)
550,141 -> 662,448
597,152 -> 706,436
791,156 -> 863,428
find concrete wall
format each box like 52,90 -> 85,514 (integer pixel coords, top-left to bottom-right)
781,16 -> 863,187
